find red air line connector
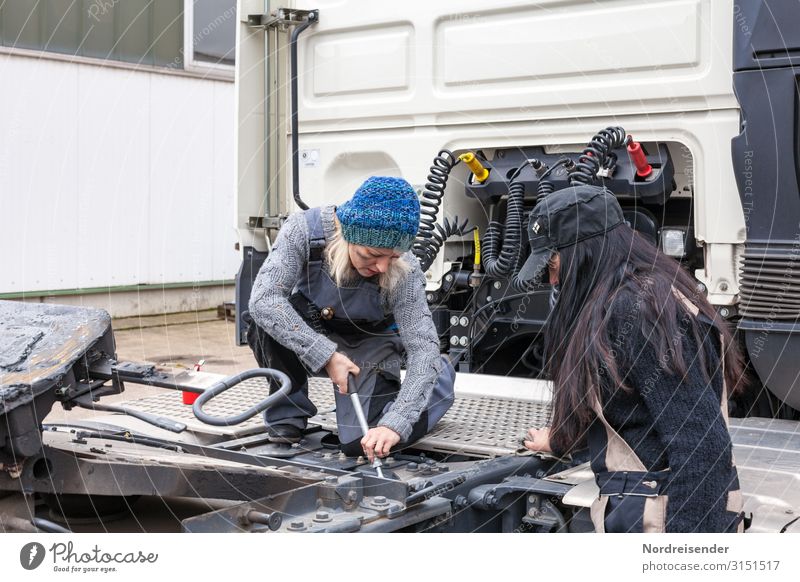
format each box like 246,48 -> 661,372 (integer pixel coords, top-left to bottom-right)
626,136 -> 653,178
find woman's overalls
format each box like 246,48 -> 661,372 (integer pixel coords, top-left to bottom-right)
246,207 -> 455,454
588,291 -> 744,533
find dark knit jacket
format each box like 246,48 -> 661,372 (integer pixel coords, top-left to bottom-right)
589,289 -> 740,533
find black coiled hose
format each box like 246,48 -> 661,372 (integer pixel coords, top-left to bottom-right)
509,161 -> 567,291
427,215 -> 476,272
533,158 -> 571,200
537,179 -> 555,198
508,128 -> 627,290
569,126 -> 627,185
483,179 -> 525,279
512,175 -> 554,284
511,269 -> 538,292
413,150 -> 470,272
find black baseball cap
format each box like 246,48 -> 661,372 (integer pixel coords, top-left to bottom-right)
517,185 -> 625,284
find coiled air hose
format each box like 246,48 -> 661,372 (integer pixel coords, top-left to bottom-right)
413,150 -> 474,272
483,177 -> 525,279
569,126 -> 627,185
531,157 -> 572,201
509,159 -> 569,291
508,127 -> 628,289
536,178 -> 555,198
511,260 -> 539,292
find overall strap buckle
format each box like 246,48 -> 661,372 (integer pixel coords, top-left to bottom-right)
595,469 -> 670,498
308,237 -> 326,262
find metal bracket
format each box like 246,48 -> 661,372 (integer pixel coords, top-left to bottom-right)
522,496 -> 567,532
248,215 -> 286,230
247,8 -> 318,30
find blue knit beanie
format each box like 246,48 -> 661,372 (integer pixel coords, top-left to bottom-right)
336,177 -> 420,251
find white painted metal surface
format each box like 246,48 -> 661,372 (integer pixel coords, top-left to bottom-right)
0,53 -> 240,294
299,0 -> 736,129
236,0 -> 745,304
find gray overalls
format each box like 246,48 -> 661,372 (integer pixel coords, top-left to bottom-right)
588,291 -> 744,533
247,207 -> 455,453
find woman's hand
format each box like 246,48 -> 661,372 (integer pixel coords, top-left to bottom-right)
361,426 -> 401,463
325,352 -> 360,394
523,427 -> 553,453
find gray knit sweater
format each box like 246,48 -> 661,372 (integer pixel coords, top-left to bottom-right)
248,205 -> 443,441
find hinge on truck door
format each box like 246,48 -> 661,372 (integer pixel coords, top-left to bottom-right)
247,8 -> 318,31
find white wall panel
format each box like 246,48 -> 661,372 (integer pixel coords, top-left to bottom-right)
76,65 -> 151,288
0,56 -> 80,293
0,53 -> 239,294
149,74 -> 216,285
211,80 -> 238,282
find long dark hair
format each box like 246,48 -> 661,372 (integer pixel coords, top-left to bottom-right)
545,224 -> 746,454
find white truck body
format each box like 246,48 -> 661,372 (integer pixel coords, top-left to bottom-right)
233,0 -> 800,533
235,0 -> 744,304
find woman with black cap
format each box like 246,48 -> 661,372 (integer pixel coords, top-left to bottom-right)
518,184 -> 746,533
245,176 -> 455,462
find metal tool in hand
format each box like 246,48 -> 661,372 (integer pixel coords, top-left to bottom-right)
347,373 -> 385,478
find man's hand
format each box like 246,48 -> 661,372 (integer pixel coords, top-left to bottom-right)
523,427 -> 553,453
361,426 -> 401,463
325,352 -> 360,394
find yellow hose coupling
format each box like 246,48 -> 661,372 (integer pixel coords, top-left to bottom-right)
459,152 -> 489,184
469,228 -> 482,288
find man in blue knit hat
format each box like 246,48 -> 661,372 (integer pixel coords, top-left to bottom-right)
245,176 -> 455,461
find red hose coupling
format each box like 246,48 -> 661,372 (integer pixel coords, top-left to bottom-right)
627,138 -> 653,178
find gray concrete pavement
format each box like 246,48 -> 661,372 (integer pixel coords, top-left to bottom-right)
112,309 -> 255,376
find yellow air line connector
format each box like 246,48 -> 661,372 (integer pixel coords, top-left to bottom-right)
459,152 -> 489,184
469,227 -> 482,288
